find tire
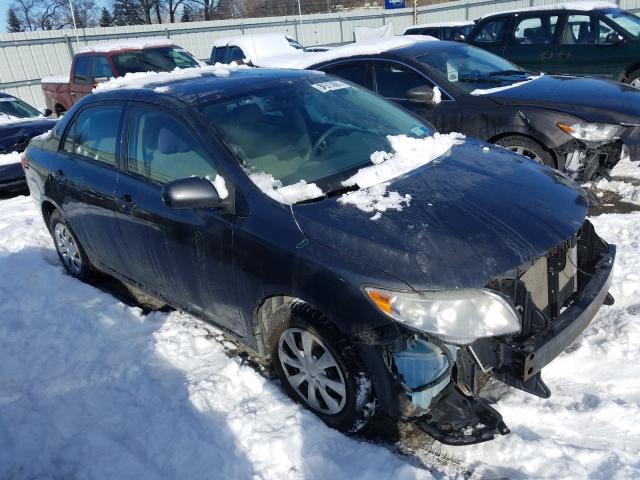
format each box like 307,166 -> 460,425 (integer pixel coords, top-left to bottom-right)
494,135 -> 556,168
55,105 -> 66,118
626,69 -> 640,89
49,209 -> 93,281
268,302 -> 376,433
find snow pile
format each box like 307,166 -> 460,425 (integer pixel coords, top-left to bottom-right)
342,132 -> 465,189
82,38 -> 176,53
470,75 -> 543,96
213,33 -> 305,64
0,151 -> 20,167
207,174 -> 229,200
0,195 -> 433,480
94,64 -> 235,92
594,154 -> 640,204
248,171 -> 324,204
338,183 -> 411,221
257,36 -> 429,70
0,114 -> 45,126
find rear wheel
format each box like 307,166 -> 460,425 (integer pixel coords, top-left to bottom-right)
268,303 -> 376,433
626,69 -> 640,89
50,210 -> 92,280
494,135 -> 556,168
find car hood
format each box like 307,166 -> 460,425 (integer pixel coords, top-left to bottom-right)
292,141 -> 588,290
486,75 -> 640,125
0,118 -> 56,153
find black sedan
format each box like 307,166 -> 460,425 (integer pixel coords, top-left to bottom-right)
24,68 -> 615,445
1,92 -> 56,193
289,40 -> 640,181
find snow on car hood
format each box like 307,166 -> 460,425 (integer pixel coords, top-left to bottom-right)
486,75 -> 640,125
293,140 -> 589,290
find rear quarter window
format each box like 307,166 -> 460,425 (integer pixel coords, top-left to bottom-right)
62,106 -> 121,166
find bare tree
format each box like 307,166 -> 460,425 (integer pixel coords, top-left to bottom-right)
10,0 -> 99,30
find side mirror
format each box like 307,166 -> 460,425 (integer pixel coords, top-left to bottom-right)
606,32 -> 625,44
162,177 -> 221,209
406,85 -> 436,105
40,108 -> 53,117
453,34 -> 466,42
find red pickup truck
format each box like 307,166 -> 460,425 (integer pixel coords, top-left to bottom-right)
41,39 -> 201,116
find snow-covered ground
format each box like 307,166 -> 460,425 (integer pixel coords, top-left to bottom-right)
1,180 -> 640,478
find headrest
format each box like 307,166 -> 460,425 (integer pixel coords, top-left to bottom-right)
157,126 -> 190,154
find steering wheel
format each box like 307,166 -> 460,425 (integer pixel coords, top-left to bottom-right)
309,125 -> 349,160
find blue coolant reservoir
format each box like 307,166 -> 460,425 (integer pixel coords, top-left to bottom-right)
393,338 -> 454,410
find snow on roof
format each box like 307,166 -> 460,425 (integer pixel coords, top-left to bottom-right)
255,36 -> 431,70
213,33 -> 304,64
81,38 -> 177,53
480,2 -> 618,19
93,64 -> 239,92
403,20 -> 474,33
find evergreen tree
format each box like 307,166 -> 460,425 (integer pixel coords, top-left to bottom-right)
7,8 -> 23,32
112,0 -> 144,26
180,5 -> 193,22
99,7 -> 113,27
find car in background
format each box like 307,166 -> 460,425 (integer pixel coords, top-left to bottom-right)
258,38 -> 640,181
24,67 -> 616,445
210,33 -> 328,66
41,39 -> 201,116
467,3 -> 640,85
404,21 -> 475,41
1,92 -> 56,193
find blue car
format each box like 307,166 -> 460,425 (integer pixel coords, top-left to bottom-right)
1,92 -> 56,193
24,68 -> 615,445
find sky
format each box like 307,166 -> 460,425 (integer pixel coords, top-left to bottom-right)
0,0 -> 10,33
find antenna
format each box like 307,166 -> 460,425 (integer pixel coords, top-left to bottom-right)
68,0 -> 81,50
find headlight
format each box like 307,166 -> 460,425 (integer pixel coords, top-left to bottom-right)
364,287 -> 521,345
557,122 -> 623,142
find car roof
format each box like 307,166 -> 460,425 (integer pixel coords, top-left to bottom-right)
404,21 -> 474,32
0,92 -> 16,99
88,67 -> 325,105
479,1 -> 618,20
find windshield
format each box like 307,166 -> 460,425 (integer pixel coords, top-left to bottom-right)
113,47 -> 200,75
0,96 -> 40,119
604,10 -> 640,38
199,77 -> 434,190
417,44 -> 529,94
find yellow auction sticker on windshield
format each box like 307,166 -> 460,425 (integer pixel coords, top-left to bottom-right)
311,81 -> 351,93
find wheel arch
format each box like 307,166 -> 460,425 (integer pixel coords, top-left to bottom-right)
41,200 -> 58,231
621,63 -> 640,83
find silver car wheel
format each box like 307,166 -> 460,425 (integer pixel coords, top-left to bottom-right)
630,78 -> 640,89
54,223 -> 82,275
506,145 -> 543,164
278,328 -> 347,415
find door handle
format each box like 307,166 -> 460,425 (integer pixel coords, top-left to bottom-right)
540,51 -> 553,59
558,51 -> 571,59
70,91 -> 77,97
118,193 -> 136,212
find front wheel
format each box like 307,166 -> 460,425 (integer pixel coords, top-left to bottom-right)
50,209 -> 93,280
494,135 -> 556,168
269,303 -> 376,433
626,69 -> 640,89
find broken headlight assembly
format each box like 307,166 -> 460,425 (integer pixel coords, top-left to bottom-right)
364,287 -> 521,345
557,122 -> 623,142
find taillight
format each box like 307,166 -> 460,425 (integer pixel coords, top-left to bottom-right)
20,152 -> 28,170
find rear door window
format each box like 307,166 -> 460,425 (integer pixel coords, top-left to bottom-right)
73,56 -> 92,84
62,106 -> 121,166
323,62 -> 367,87
472,17 -> 509,44
513,15 -> 559,44
127,108 -> 217,184
563,14 -> 600,44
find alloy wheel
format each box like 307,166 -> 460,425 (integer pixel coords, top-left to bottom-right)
506,145 -> 543,164
54,223 -> 82,275
278,328 -> 347,415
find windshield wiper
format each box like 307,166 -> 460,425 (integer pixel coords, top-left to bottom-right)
488,69 -> 530,77
324,184 -> 359,199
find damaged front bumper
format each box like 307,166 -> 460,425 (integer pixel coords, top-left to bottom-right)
374,222 -> 616,445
